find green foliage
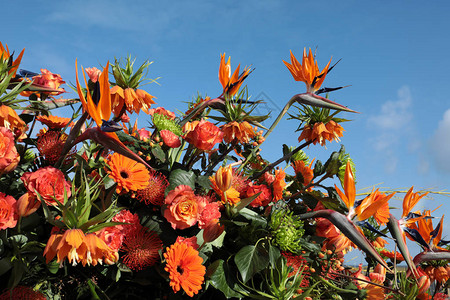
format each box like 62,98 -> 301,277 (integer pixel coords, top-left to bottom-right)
269,205 -> 305,254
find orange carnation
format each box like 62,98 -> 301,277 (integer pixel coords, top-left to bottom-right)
164,242 -> 206,297
0,127 -> 20,175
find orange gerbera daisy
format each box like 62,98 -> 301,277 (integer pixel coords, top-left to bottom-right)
283,48 -> 332,93
106,153 -> 150,194
121,226 -> 162,271
218,53 -> 252,97
164,241 -> 206,297
221,121 -> 256,144
36,115 -> 73,129
0,42 -> 25,77
273,168 -> 286,201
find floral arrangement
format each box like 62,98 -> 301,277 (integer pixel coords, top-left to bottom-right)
0,42 -> 449,299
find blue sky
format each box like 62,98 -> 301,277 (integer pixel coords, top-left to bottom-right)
5,1 -> 450,262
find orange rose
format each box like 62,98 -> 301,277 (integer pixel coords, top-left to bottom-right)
0,127 -> 20,175
21,166 -> 71,206
163,185 -> 207,230
0,192 -> 18,230
184,119 -> 223,151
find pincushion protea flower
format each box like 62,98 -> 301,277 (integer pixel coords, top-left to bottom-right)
164,241 -> 206,297
121,226 -> 162,271
37,131 -> 74,165
135,170 -> 169,206
106,153 -> 150,194
0,286 -> 46,300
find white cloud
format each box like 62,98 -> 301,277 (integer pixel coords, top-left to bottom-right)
367,86 -> 414,173
430,109 -> 450,173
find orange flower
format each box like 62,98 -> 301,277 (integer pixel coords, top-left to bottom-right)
121,226 -> 162,271
20,69 -> 66,97
401,187 -> 429,221
184,119 -> 223,151
0,192 -> 18,230
245,183 -> 272,207
149,107 -> 176,120
292,158 -> 315,189
164,242 -> 206,297
163,185 -> 207,229
283,48 -> 332,93
37,131 -> 74,165
372,237 -> 388,249
110,86 -> 155,115
213,165 -> 233,192
273,168 -> 286,201
0,42 -> 24,77
21,166 -> 71,206
354,189 -> 394,224
49,229 -> 86,266
0,127 -> 20,175
106,153 -> 150,194
16,192 -> 40,217
210,176 -> 241,206
0,104 -> 27,140
298,121 -> 344,146
380,249 -> 404,262
135,170 -> 169,206
36,115 -> 73,129
434,266 -> 449,283
85,67 -> 101,83
221,121 -> 256,144
82,233 -> 117,266
218,53 -> 252,97
0,286 -> 46,300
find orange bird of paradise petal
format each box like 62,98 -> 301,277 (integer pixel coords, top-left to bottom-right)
401,186 -> 429,219
0,42 -> 25,77
283,48 -> 332,93
335,161 -> 356,214
355,189 -> 395,222
218,53 -> 252,97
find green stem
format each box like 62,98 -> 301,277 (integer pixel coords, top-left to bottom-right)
237,96 -> 296,173
318,276 -> 357,294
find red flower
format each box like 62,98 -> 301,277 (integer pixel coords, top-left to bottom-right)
112,209 -> 141,236
0,127 -> 19,175
0,286 -> 46,300
135,170 -> 169,206
149,107 -> 176,120
85,67 -> 101,83
273,169 -> 286,201
121,226 -> 162,271
245,183 -> 272,207
16,192 -> 40,217
160,129 -> 181,148
184,119 -> 223,151
0,192 -> 18,230
176,236 -> 199,250
197,199 -> 221,229
21,166 -> 71,206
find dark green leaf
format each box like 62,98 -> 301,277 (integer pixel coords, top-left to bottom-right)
208,260 -> 243,298
234,244 -> 270,283
167,169 -> 196,192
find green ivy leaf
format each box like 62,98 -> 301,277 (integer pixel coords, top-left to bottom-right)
167,169 -> 196,192
234,244 -> 269,283
208,260 -> 244,298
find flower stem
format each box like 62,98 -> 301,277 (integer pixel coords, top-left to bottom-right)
237,96 -> 296,173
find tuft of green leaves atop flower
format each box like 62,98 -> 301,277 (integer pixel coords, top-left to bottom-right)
269,205 -> 304,253
152,113 -> 183,136
111,55 -> 158,89
288,103 -> 349,132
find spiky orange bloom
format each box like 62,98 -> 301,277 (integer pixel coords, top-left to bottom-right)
110,86 -> 155,115
222,121 -> 256,144
106,153 -> 150,194
283,48 -> 332,93
292,158 -> 315,189
380,249 -> 404,262
0,286 -> 46,300
298,121 -> 344,146
135,170 -> 169,206
372,237 -> 388,249
0,104 -> 27,140
36,115 -> 72,129
121,226 -> 162,271
281,252 -> 310,286
401,187 -> 429,220
0,42 -> 24,77
164,242 -> 206,297
354,189 -> 394,223
218,53 -> 252,97
37,131 -> 74,165
273,168 -> 286,201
